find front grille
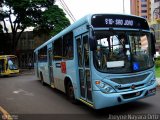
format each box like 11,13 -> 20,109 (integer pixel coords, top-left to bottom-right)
110,73 -> 149,84
117,84 -> 144,90
122,91 -> 142,99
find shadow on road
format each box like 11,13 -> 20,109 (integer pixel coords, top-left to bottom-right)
36,79 -> 154,119
0,75 -> 18,78
85,101 -> 152,118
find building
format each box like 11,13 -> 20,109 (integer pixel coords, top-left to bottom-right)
131,0 -> 160,52
130,0 -> 151,21
16,31 -> 34,68
0,31 -> 49,68
151,0 -> 160,20
150,0 -> 160,52
16,31 -> 49,68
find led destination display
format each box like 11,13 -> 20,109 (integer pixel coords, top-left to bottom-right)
105,19 -> 134,27
91,14 -> 149,30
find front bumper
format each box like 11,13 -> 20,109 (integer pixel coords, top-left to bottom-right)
0,70 -> 19,76
93,82 -> 157,109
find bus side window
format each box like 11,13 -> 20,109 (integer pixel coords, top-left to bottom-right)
38,46 -> 47,62
53,38 -> 63,60
63,32 -> 74,60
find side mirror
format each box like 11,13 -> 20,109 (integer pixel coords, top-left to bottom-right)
151,33 -> 156,56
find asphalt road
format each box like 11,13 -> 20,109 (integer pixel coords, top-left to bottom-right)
0,70 -> 160,120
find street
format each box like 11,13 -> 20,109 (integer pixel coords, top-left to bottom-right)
0,70 -> 160,120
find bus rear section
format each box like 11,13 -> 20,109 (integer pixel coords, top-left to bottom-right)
0,55 -> 19,76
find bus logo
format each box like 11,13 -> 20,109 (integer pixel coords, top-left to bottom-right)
131,84 -> 136,89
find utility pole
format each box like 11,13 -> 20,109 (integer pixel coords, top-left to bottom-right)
123,0 -> 125,14
58,0 -> 76,22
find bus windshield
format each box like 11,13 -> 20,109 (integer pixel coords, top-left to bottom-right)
93,31 -> 154,73
8,57 -> 19,70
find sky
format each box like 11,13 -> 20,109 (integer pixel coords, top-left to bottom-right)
56,0 -> 131,23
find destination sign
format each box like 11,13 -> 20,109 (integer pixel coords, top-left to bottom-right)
105,19 -> 133,27
91,14 -> 149,30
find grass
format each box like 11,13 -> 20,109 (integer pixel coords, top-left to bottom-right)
155,67 -> 160,78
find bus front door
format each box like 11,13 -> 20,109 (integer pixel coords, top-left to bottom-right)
76,33 -> 93,103
48,49 -> 54,88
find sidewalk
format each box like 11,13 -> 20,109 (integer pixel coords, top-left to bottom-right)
157,78 -> 160,86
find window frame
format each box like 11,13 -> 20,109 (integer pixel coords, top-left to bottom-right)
52,31 -> 74,61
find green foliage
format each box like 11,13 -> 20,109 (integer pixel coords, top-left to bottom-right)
37,5 -> 70,36
155,67 -> 160,78
155,59 -> 160,68
155,56 -> 160,68
0,0 -> 70,52
156,56 -> 160,61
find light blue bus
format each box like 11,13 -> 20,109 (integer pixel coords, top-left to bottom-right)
34,14 -> 157,109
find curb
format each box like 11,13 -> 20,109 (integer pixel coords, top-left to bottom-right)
156,78 -> 160,87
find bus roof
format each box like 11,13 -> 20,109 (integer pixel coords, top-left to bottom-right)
34,13 -> 149,52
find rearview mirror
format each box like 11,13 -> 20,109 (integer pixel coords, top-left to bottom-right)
89,35 -> 97,51
87,25 -> 97,51
151,33 -> 156,56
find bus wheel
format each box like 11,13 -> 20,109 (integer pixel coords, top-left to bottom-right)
40,73 -> 45,86
66,82 -> 77,104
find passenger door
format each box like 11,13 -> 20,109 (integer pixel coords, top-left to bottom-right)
76,33 -> 93,102
48,49 -> 54,87
52,38 -> 65,92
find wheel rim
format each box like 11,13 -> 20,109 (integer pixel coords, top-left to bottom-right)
68,86 -> 74,99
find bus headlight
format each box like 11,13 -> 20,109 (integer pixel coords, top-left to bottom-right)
95,80 -> 116,93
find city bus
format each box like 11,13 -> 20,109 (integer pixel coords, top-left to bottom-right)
0,55 -> 19,76
34,14 -> 157,109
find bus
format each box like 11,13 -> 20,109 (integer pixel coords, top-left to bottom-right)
34,14 -> 157,109
0,55 -> 19,76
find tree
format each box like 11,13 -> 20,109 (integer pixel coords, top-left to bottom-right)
0,0 -> 70,53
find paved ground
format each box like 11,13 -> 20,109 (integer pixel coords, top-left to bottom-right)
0,69 -> 160,120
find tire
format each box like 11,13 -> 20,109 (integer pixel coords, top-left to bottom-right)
66,82 -> 78,104
40,73 -> 45,86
